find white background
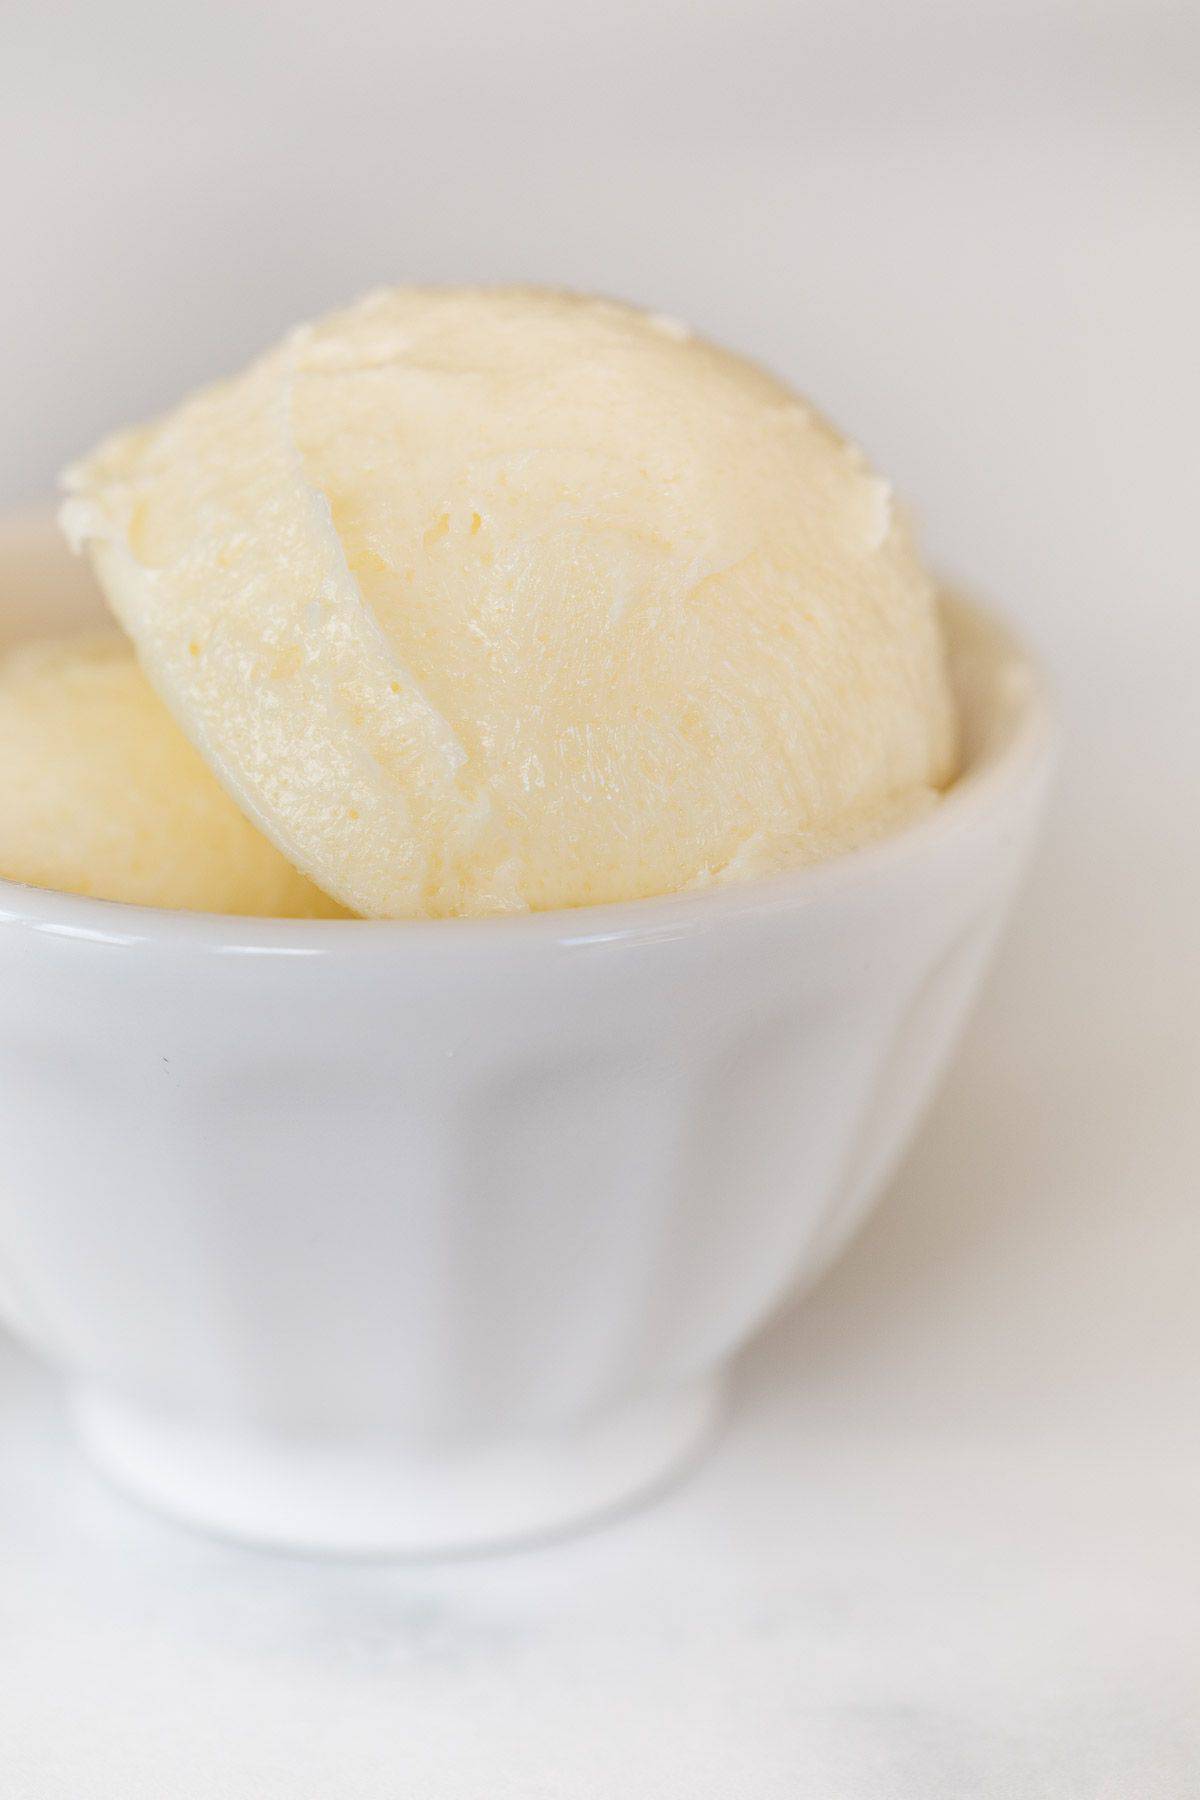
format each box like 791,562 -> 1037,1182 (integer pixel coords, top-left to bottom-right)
2,1 -> 1199,1794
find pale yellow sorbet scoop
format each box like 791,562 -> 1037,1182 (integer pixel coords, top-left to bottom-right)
0,635 -> 346,916
61,287 -> 958,918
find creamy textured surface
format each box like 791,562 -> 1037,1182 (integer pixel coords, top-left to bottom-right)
62,287 -> 958,918
0,635 -> 345,916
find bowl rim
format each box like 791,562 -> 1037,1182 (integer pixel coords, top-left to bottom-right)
0,532 -> 1056,956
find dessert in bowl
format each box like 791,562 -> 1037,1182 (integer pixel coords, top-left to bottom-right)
0,293 -> 1052,1552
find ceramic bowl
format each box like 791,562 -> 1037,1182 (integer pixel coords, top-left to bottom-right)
0,518 -> 1054,1553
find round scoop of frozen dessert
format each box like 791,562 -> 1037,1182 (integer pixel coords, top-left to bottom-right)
61,286 -> 959,919
0,635 -> 347,916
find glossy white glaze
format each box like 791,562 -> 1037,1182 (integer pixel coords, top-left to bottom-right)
0,522 -> 1054,1551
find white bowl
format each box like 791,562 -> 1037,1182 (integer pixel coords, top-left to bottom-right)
0,519 -> 1054,1554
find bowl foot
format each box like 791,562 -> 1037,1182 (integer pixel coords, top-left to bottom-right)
74,1378 -> 723,1557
